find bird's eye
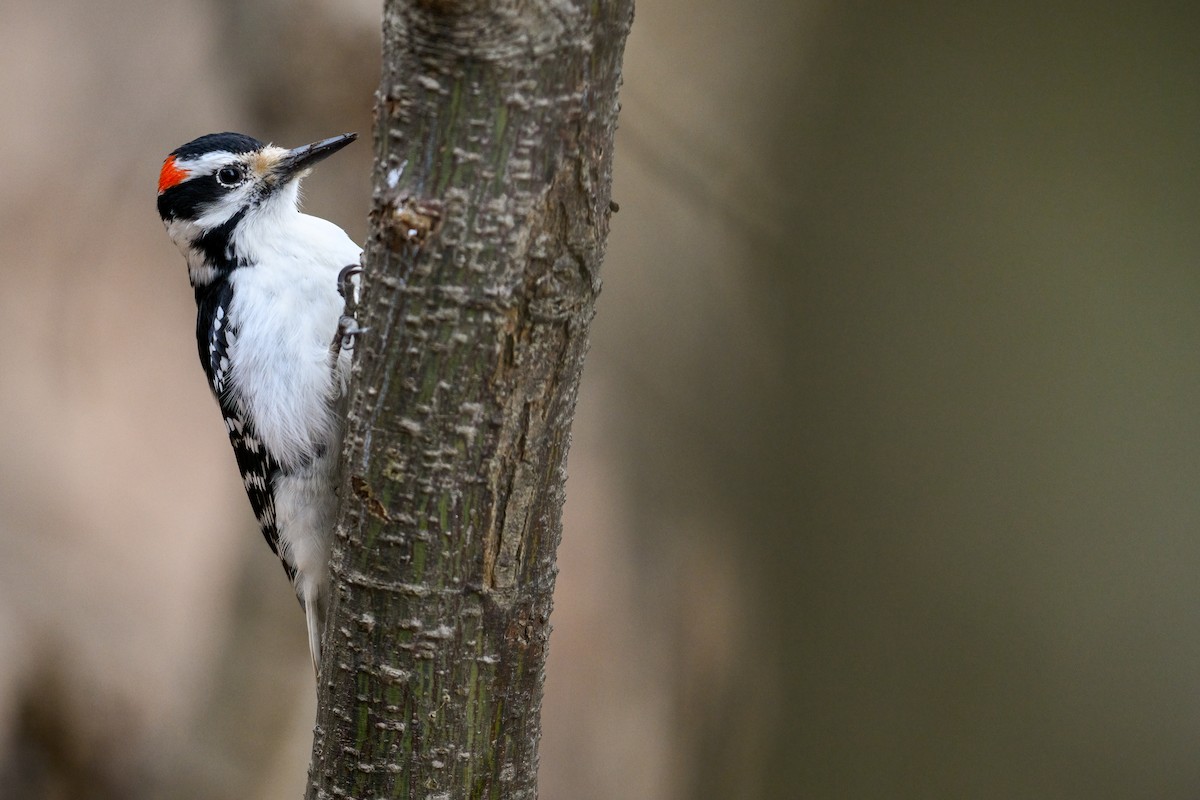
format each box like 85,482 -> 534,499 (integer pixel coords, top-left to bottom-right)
215,166 -> 245,187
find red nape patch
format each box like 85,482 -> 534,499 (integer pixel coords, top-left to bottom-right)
157,155 -> 188,194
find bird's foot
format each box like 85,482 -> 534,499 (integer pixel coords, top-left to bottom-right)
331,314 -> 369,358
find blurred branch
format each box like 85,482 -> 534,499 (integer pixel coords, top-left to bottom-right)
305,1 -> 633,797
0,661 -> 141,800
618,89 -> 788,252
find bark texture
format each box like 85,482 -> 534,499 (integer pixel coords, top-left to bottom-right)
306,1 -> 633,798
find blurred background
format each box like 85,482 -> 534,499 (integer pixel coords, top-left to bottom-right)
2,1 -> 1200,797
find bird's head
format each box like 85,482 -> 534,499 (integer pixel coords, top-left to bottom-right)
156,131 -> 357,282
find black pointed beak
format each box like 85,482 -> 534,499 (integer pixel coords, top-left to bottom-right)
274,133 -> 357,181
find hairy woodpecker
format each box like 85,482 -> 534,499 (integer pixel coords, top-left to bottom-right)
156,131 -> 363,673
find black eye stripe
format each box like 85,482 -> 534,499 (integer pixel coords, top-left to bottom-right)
157,171 -> 249,222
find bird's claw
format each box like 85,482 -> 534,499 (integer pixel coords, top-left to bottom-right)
338,264 -> 363,305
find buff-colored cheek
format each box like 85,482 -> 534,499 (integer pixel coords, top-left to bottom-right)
250,146 -> 288,178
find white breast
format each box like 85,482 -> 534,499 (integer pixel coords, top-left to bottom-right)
226,210 -> 362,468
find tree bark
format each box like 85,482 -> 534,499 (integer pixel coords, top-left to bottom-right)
305,2 -> 633,798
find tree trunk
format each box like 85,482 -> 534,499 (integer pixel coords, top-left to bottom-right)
305,2 -> 633,798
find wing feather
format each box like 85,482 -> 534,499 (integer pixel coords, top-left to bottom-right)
195,281 -> 293,580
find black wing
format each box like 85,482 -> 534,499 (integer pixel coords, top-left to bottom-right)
195,281 -> 293,580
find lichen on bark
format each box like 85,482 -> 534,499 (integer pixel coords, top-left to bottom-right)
305,1 -> 633,798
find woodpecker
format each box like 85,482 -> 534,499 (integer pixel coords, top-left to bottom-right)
156,131 -> 363,674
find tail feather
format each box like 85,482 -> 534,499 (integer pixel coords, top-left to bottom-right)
304,593 -> 326,677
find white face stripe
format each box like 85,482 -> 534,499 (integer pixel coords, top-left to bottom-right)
174,150 -> 246,177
